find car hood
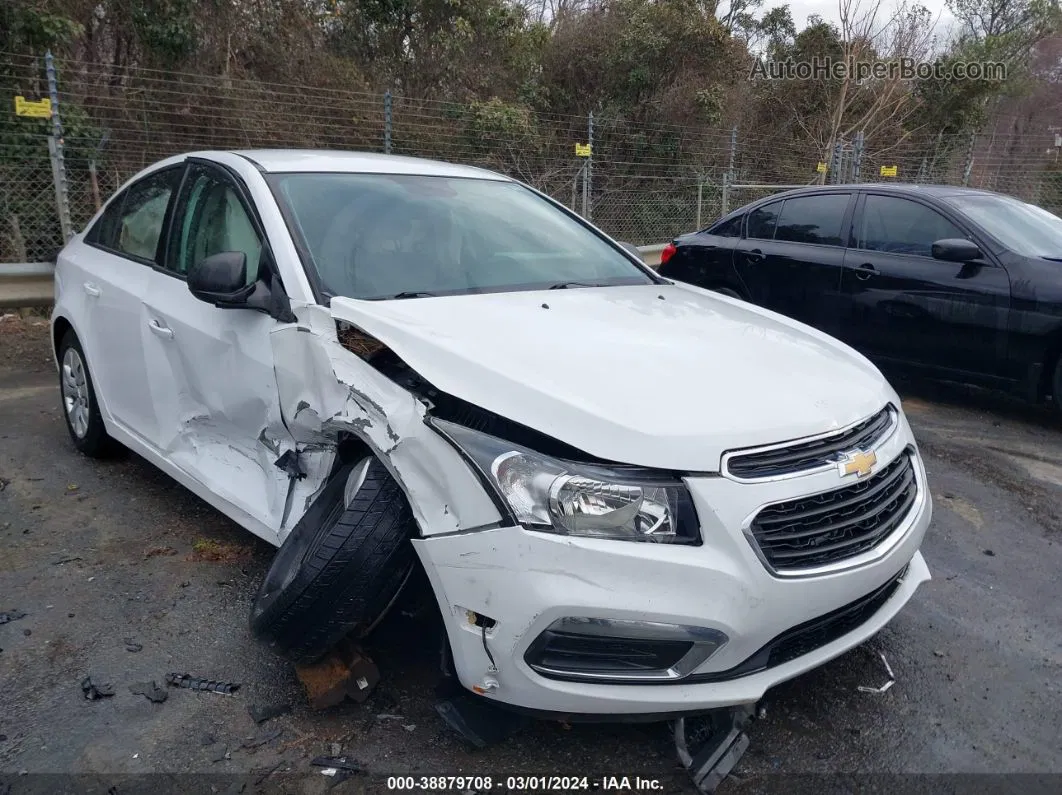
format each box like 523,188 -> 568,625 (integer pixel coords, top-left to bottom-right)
329,284 -> 893,471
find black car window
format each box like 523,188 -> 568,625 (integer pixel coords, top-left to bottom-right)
93,167 -> 182,263
775,194 -> 849,246
859,195 -> 965,257
747,201 -> 782,240
167,164 -> 263,283
85,190 -> 127,249
708,215 -> 742,237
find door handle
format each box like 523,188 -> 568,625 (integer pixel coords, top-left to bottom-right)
855,263 -> 877,281
745,249 -> 765,262
83,282 -> 101,297
148,319 -> 174,340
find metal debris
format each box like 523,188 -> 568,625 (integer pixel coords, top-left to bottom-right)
857,651 -> 897,694
81,677 -> 115,700
0,610 -> 26,625
311,756 -> 362,773
165,673 -> 240,694
129,681 -> 168,703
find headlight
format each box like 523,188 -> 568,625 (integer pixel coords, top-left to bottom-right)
431,419 -> 700,544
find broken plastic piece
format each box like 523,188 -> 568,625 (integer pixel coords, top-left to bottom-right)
311,756 -> 362,773
857,651 -> 896,694
434,692 -> 529,749
274,450 -> 307,480
675,706 -> 755,794
294,639 -> 379,709
248,701 -> 292,724
129,681 -> 168,703
165,673 -> 240,694
81,676 -> 115,700
0,610 -> 26,625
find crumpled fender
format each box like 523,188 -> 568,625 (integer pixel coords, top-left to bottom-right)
270,303 -> 502,540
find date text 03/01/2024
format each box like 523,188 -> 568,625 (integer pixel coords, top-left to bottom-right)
386,776 -> 665,791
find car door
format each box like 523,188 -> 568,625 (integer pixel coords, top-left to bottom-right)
733,192 -> 853,336
838,192 -> 1011,377
77,165 -> 184,444
140,160 -> 300,538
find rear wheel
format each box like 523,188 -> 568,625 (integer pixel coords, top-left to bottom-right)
57,330 -> 118,457
250,455 -> 418,664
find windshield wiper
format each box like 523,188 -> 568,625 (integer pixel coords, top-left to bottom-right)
389,291 -> 438,299
547,281 -> 602,290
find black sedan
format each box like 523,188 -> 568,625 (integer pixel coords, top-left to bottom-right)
658,184 -> 1062,411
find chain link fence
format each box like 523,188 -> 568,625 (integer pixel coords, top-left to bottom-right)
4,51 -> 1062,262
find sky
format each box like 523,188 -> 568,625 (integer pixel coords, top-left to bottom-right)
780,0 -> 957,35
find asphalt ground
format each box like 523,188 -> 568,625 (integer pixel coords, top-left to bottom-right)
1,313 -> 1060,794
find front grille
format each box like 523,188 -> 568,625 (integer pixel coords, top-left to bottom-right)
725,406 -> 895,480
687,563 -> 907,683
749,450 -> 917,571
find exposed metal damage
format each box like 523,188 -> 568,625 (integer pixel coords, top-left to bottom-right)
269,301 -> 501,543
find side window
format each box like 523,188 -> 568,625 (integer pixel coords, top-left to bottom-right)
859,195 -> 965,257
85,190 -> 127,249
774,194 -> 850,246
115,168 -> 181,261
168,165 -> 263,284
708,216 -> 742,237
747,201 -> 782,240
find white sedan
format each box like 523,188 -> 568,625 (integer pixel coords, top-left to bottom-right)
51,149 -> 931,719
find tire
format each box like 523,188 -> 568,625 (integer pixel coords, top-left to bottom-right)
57,330 -> 118,457
712,287 -> 742,300
250,455 -> 418,664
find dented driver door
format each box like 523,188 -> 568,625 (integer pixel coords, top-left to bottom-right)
139,161 -> 298,542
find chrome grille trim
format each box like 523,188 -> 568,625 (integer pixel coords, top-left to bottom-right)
721,405 -> 898,483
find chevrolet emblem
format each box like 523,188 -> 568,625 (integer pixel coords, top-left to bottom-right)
838,449 -> 877,479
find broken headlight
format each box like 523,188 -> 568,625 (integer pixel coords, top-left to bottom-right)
431,419 -> 700,544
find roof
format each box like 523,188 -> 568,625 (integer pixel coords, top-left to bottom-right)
229,149 -> 509,180
761,182 -> 1000,200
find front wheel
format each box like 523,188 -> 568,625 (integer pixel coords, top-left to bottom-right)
57,330 -> 118,457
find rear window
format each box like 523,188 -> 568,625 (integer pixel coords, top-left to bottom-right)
774,194 -> 849,246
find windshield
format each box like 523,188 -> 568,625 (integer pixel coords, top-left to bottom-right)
943,193 -> 1062,259
268,173 -> 655,299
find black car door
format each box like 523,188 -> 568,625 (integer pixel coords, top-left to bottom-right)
733,192 -> 854,336
838,192 -> 1011,378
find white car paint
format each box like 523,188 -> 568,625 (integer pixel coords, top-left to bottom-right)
52,149 -> 932,716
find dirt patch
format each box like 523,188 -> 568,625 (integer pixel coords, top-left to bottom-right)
188,538 -> 253,562
0,313 -> 53,374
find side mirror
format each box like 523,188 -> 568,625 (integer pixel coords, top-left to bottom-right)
931,238 -> 981,263
188,251 -> 255,306
617,241 -> 643,260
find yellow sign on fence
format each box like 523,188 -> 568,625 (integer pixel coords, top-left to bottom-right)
14,96 -> 52,118
574,143 -> 592,157
880,165 -> 898,177
816,162 -> 828,173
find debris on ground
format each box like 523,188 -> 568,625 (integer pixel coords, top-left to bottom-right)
210,745 -> 230,763
165,673 -> 240,694
675,705 -> 755,794
187,539 -> 252,563
129,681 -> 168,703
434,692 -> 529,749
294,639 -> 379,709
81,677 -> 115,700
248,701 -> 292,724
857,651 -> 896,694
144,546 -> 178,558
241,726 -> 283,749
983,549 -> 996,557
0,610 -> 26,625
312,755 -> 362,781
124,638 -> 143,653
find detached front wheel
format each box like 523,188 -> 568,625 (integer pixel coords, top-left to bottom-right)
250,455 -> 418,664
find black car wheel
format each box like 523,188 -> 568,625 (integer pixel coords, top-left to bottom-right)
250,455 -> 418,664
57,330 -> 119,457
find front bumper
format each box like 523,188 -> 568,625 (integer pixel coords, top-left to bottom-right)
414,422 -> 932,716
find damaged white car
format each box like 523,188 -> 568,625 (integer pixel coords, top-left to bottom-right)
51,150 -> 931,723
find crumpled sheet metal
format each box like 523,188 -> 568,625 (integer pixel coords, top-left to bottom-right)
271,304 -> 501,539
